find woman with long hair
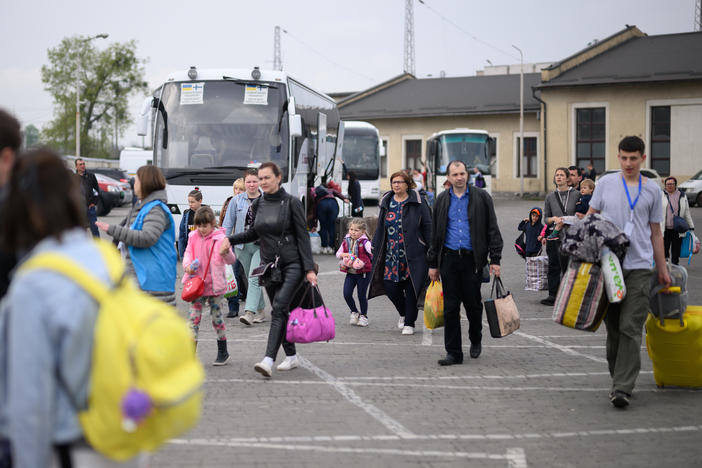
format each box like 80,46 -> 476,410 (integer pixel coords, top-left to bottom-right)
540,166 -> 578,306
368,170 -> 432,335
0,149 -> 148,466
220,162 -> 317,378
96,165 -> 177,305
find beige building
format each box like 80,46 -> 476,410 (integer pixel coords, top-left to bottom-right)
337,26 -> 702,195
338,73 -> 543,193
535,26 -> 702,188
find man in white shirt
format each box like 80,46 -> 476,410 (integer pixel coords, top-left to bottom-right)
587,136 -> 670,409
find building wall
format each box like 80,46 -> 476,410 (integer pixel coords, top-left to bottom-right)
541,81 -> 702,184
364,113 -> 540,193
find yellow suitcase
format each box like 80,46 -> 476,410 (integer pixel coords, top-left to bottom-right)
645,306 -> 702,388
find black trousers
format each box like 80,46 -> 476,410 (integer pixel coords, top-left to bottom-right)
440,250 -> 483,358
264,262 -> 304,360
545,239 -> 569,297
664,228 -> 683,265
383,278 -> 419,327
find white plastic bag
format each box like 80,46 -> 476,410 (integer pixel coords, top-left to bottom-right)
309,232 -> 322,254
224,264 -> 238,298
601,246 -> 625,303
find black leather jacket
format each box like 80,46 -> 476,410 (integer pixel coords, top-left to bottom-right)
228,188 -> 315,272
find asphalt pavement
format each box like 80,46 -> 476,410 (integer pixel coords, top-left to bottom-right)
100,199 -> 702,468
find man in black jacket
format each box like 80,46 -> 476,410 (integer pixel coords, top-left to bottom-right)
0,109 -> 22,299
427,160 -> 503,366
75,158 -> 100,237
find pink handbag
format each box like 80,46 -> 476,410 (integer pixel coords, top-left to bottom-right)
286,284 -> 335,343
341,255 -> 365,270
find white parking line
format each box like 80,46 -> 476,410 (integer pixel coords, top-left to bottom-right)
513,330 -> 607,363
297,356 -> 416,438
336,371 -> 653,381
168,438 -> 526,465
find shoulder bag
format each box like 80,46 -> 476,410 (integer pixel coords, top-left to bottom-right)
181,240 -> 216,302
484,276 -> 520,338
665,192 -> 690,233
250,197 -> 289,287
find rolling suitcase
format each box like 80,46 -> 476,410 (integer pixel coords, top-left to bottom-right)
645,306 -> 702,388
649,263 -> 688,325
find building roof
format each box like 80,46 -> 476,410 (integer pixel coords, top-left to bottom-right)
537,31 -> 702,89
338,73 -> 541,120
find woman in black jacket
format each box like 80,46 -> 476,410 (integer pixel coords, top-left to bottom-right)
368,171 -> 432,335
220,162 -> 317,378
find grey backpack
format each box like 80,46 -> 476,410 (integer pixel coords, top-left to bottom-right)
649,262 -> 688,325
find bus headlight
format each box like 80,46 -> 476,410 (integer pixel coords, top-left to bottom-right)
251,66 -> 261,80
187,66 -> 197,80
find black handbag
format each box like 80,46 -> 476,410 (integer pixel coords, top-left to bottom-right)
666,192 -> 690,233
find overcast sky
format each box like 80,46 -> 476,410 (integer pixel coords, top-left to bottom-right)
1,0 -> 696,147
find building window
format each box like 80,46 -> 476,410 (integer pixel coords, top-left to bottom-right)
381,138 -> 388,178
516,136 -> 537,178
576,107 -> 606,173
404,139 -> 422,170
650,106 -> 671,176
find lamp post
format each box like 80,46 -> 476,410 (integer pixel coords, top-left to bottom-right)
75,33 -> 108,157
512,44 -> 524,197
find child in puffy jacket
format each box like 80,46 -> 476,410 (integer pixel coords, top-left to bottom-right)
336,218 -> 373,327
518,207 -> 544,257
182,206 -> 237,366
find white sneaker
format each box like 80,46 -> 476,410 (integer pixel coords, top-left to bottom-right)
254,360 -> 273,377
358,315 -> 369,327
349,312 -> 360,325
276,356 -> 299,371
398,317 -> 405,329
401,326 -> 415,335
252,309 -> 266,323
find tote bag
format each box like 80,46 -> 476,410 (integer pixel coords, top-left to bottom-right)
286,283 -> 335,343
485,277 -> 520,338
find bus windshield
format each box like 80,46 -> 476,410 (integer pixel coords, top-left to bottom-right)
343,131 -> 379,180
437,133 -> 490,175
154,80 -> 288,175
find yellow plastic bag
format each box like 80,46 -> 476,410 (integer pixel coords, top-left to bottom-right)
424,281 -> 444,329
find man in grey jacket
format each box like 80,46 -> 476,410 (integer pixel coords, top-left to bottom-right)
427,160 -> 503,366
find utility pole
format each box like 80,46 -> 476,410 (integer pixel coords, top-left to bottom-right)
273,26 -> 283,71
75,33 -> 108,157
404,0 -> 416,75
513,45 -> 524,197
695,0 -> 701,31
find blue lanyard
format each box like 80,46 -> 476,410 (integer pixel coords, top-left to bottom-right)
622,174 -> 642,212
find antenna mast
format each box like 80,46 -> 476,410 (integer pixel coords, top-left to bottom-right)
403,0 -> 416,75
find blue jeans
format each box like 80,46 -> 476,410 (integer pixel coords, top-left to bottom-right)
87,205 -> 100,238
343,272 -> 370,315
317,198 -> 339,248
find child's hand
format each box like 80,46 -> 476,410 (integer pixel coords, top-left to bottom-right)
523,218 -> 529,222
219,238 -> 231,255
184,266 -> 194,275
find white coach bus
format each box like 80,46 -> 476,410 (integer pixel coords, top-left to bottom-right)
425,128 -> 493,194
137,66 -> 344,227
339,121 -> 382,202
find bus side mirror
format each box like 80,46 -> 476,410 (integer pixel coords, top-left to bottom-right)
379,142 -> 386,157
289,114 -> 302,138
136,97 -> 154,137
427,140 -> 437,158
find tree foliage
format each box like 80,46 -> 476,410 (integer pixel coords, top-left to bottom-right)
41,36 -> 148,157
23,124 -> 40,148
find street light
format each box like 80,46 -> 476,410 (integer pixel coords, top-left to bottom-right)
76,33 -> 109,157
512,44 -> 524,197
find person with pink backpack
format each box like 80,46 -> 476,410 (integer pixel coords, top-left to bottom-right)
336,218 -> 373,327
182,206 -> 237,365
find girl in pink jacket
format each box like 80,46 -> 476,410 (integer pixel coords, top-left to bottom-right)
182,206 -> 237,365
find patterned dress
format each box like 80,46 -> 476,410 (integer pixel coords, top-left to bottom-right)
384,197 -> 409,282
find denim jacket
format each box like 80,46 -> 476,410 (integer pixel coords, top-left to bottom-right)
222,190 -> 263,239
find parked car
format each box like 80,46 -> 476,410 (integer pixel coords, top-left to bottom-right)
92,168 -> 135,205
595,168 -> 662,188
679,169 -> 702,206
95,173 -> 131,215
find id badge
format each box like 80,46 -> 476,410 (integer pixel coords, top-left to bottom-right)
624,221 -> 634,237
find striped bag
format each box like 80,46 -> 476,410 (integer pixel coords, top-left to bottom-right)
552,260 -> 608,332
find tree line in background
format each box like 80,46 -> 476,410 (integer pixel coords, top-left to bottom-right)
34,35 -> 149,158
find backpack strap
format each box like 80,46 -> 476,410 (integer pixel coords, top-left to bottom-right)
19,240 -> 123,303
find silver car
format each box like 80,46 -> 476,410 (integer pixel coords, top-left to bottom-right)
679,169 -> 702,207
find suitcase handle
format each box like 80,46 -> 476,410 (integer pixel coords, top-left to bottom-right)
658,286 -> 681,294
651,314 -> 688,332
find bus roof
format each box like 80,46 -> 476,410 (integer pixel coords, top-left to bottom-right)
429,128 -> 489,139
162,67 -> 335,101
343,121 -> 380,133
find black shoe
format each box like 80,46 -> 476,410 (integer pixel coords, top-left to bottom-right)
540,296 -> 555,306
609,390 -> 630,409
438,354 -> 463,366
469,343 -> 482,359
213,340 -> 230,366
227,310 -> 239,318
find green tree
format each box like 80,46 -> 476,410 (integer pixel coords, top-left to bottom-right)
41,36 -> 148,157
24,124 -> 40,148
